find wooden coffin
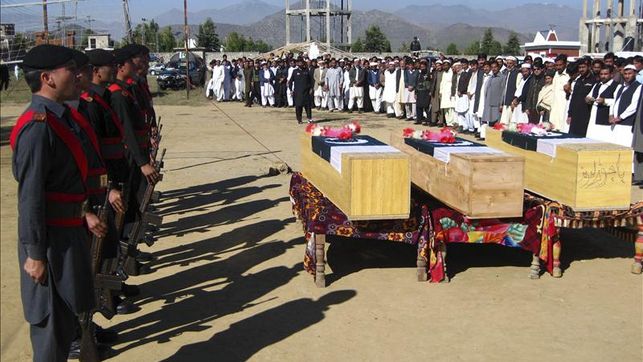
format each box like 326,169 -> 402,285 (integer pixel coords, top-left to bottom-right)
300,134 -> 410,220
390,133 -> 525,218
486,127 -> 632,211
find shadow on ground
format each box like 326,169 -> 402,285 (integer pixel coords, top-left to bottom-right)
109,174 -> 357,359
323,228 -> 635,283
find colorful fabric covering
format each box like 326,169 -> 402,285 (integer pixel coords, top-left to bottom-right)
289,172 -> 431,279
426,203 -> 549,281
524,193 -> 643,229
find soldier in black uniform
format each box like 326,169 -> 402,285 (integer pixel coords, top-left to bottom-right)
109,46 -> 159,271
76,49 -> 139,315
289,57 -> 314,124
11,44 -> 94,362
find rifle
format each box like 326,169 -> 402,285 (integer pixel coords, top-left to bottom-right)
119,148 -> 165,276
79,186 -> 122,361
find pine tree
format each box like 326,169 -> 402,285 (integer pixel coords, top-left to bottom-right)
446,43 -> 459,55
196,18 -> 220,51
363,25 -> 391,53
503,32 -> 522,55
352,37 -> 365,52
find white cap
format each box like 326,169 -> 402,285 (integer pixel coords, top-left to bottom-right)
370,62 -> 378,66
388,61 -> 395,65
624,64 -> 637,71
435,60 -> 443,64
506,56 -> 517,62
521,63 -> 532,69
443,59 -> 451,64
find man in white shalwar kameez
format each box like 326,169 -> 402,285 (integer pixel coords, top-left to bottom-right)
383,62 -> 400,117
510,63 -> 532,124
439,60 -> 455,125
585,66 -> 618,142
234,63 -> 244,101
313,60 -> 327,109
287,59 -> 296,107
608,65 -> 642,147
212,61 -> 225,101
550,55 -> 570,131
342,62 -> 351,111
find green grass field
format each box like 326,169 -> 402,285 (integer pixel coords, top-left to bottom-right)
0,76 -> 209,107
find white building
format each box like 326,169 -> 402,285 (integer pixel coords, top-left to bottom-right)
522,29 -> 581,58
86,34 -> 113,50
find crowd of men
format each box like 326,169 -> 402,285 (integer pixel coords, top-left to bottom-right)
11,43 -> 163,361
204,51 -> 643,183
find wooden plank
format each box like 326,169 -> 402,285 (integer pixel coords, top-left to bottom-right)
390,133 -> 524,218
485,127 -> 632,210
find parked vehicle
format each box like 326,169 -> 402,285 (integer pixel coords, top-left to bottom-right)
156,69 -> 187,90
149,63 -> 166,75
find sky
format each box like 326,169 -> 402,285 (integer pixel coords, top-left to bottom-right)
130,0 -> 582,14
0,0 -> 584,30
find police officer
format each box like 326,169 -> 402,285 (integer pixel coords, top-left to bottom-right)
11,44 -> 94,361
76,49 -> 138,315
109,46 -> 159,275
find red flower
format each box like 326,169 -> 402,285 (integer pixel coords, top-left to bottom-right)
403,128 -> 415,138
305,123 -> 316,133
493,123 -> 506,130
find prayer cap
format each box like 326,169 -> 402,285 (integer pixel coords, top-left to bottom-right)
624,64 -> 637,71
506,56 -> 517,62
521,63 -> 532,69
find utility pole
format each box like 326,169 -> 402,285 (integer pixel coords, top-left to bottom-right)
184,0 -> 190,99
122,0 -> 132,44
43,0 -> 49,44
86,16 -> 94,32
141,18 -> 147,45
57,3 -> 74,47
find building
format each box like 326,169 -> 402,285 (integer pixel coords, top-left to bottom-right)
523,29 -> 581,58
34,31 -> 76,47
578,0 -> 642,54
86,34 -> 113,50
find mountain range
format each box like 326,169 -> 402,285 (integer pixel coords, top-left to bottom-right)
0,0 -> 582,52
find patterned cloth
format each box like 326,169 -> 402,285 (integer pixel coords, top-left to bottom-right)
426,204 -> 549,281
289,173 -> 642,283
289,172 -> 431,279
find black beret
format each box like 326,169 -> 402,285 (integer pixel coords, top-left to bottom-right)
22,44 -> 75,70
113,47 -> 135,64
71,49 -> 89,68
123,43 -> 149,57
86,49 -> 114,66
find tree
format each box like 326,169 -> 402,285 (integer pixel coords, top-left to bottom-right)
503,31 -> 521,55
362,25 -> 391,53
157,26 -> 176,52
398,42 -> 410,53
197,18 -> 220,51
480,28 -> 503,56
446,43 -> 459,55
464,41 -> 480,55
224,32 -> 271,52
352,37 -> 364,52
225,32 -> 248,52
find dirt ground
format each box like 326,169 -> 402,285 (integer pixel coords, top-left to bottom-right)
1,100 -> 642,361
